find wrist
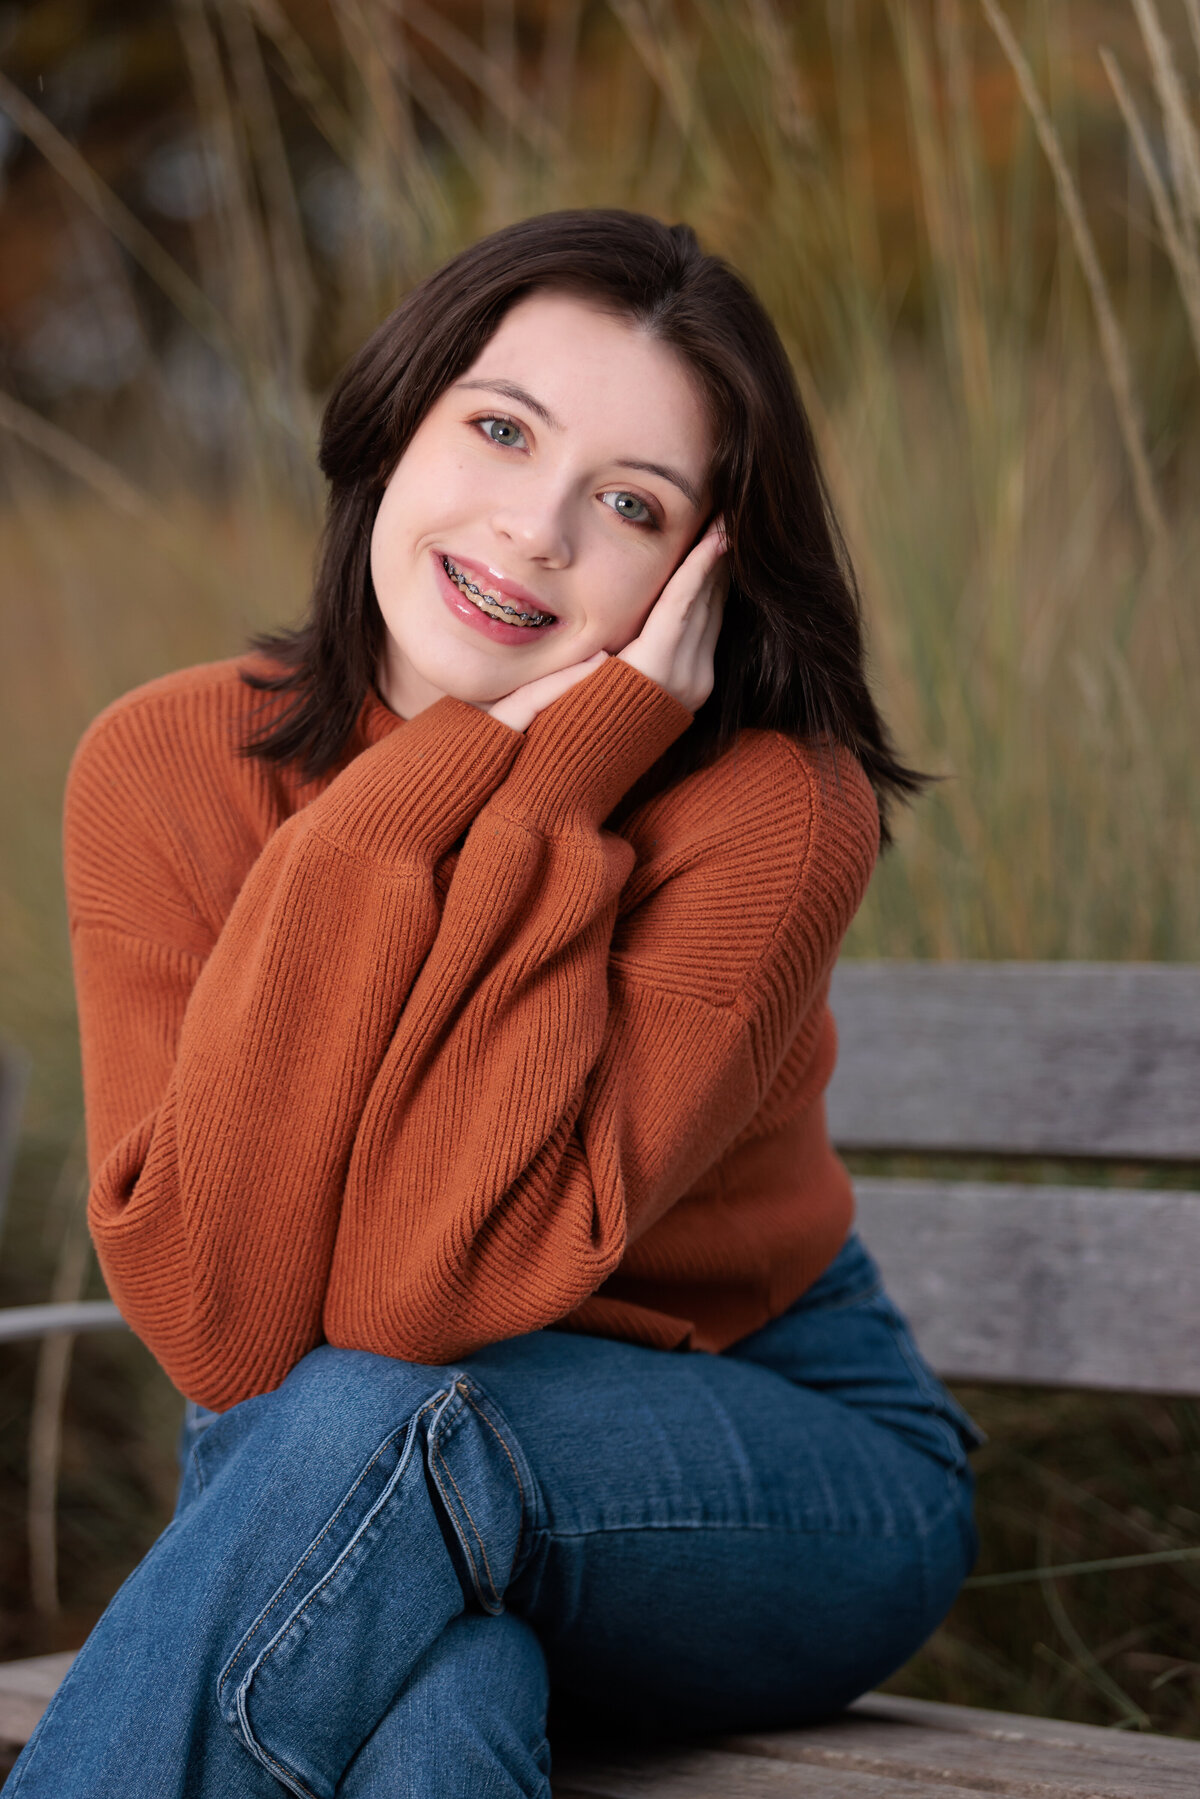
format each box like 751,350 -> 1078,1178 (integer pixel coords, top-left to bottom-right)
485,695 -> 534,733
496,656 -> 693,831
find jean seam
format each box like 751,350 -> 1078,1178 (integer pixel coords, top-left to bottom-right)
432,1446 -> 499,1606
237,1393 -> 447,1686
538,1516 -> 944,1542
458,1383 -> 528,1570
224,1389 -> 457,1792
428,1444 -> 489,1605
217,1392 -> 444,1703
236,1721 -> 319,1799
190,1442 -> 208,1494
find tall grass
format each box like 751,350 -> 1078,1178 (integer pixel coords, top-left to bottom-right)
1,0 -> 1198,1736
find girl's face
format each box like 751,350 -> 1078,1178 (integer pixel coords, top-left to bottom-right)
370,290 -> 714,716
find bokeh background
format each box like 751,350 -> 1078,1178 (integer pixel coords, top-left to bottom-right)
1,0 -> 1199,1740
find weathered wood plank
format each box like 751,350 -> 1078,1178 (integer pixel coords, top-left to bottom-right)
553,1746 -> 986,1795
853,1177 -> 1200,1394
0,1654 -> 75,1749
554,1693 -> 1200,1798
6,1655 -> 1197,1795
726,1691 -> 1200,1796
827,962 -> 1200,1159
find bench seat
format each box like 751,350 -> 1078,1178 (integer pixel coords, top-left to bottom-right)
553,1691 -> 1200,1796
5,1654 -> 1200,1794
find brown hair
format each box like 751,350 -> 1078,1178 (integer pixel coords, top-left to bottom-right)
244,208 -> 922,839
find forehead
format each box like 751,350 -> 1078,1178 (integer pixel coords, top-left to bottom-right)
458,291 -> 712,486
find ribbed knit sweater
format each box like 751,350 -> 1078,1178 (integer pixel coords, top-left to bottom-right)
64,652 -> 880,1411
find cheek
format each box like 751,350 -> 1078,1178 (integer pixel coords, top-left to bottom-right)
369,488 -> 404,606
588,538 -> 686,645
370,464 -> 435,599
371,435 -> 461,568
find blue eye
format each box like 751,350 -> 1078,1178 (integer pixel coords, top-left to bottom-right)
602,490 -> 653,525
478,416 -> 526,449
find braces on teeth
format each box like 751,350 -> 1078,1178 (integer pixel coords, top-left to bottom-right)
442,556 -> 553,627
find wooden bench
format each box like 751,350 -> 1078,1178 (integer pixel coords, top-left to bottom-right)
2,962 -> 1199,1793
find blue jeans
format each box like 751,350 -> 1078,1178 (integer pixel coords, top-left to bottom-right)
5,1232 -> 981,1798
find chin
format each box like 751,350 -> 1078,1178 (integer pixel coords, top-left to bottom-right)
410,651 -> 519,707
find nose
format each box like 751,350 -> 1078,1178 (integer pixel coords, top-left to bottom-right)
489,486 -> 572,567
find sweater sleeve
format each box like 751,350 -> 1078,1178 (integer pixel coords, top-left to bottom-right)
320,657 -> 880,1367
67,687 -> 527,1409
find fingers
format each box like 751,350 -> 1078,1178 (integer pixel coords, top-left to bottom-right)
645,521 -> 727,638
485,650 -> 608,732
526,649 -> 609,699
673,524 -> 728,648
678,521 -> 727,595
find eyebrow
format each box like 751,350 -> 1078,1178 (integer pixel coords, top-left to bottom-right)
613,458 -> 702,510
453,379 -> 562,430
453,378 -> 703,509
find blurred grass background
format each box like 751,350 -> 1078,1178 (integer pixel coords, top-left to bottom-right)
1,0 -> 1199,1742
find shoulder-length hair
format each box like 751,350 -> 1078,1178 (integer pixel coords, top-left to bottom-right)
244,207 -> 922,840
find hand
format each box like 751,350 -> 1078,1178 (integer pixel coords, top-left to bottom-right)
616,522 -> 727,713
481,521 -> 727,733
483,650 -> 611,733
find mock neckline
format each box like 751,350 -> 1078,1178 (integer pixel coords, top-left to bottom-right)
359,683 -> 406,746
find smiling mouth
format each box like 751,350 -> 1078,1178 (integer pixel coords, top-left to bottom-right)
441,555 -> 556,628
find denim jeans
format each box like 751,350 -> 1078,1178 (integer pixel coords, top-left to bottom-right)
5,1232 -> 981,1799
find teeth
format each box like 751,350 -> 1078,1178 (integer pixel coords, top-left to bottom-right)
442,557 -> 552,628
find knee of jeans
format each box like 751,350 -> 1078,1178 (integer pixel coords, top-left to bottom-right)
189,1345 -> 456,1496
346,1613 -> 552,1798
920,1484 -> 978,1640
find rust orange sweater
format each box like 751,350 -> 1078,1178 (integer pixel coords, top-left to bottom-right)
64,652 -> 879,1411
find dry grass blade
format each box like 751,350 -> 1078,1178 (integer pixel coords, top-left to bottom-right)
0,393 -> 154,521
979,0 -> 1167,557
328,0 -> 441,258
175,0 -> 277,384
27,1144 -> 90,1620
219,0 -> 318,364
402,0 -> 564,158
0,394 -> 227,582
396,46 -> 496,192
0,68 -> 232,357
1036,1517 -> 1152,1729
891,0 -> 994,426
1102,46 -> 1200,370
537,0 -> 584,135
244,0 -> 360,165
1131,0 -> 1200,242
336,0 -> 469,232
740,0 -> 816,153
1185,0 -> 1200,72
968,1546 -> 1200,1588
825,0 -> 883,291
607,0 -> 730,189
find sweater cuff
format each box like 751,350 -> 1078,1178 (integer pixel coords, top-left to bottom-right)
497,656 -> 694,832
308,696 -> 522,863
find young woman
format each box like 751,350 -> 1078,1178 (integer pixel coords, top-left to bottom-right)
10,210 -> 981,1799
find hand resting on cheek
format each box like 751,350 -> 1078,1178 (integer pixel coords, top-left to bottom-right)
483,523 -> 728,734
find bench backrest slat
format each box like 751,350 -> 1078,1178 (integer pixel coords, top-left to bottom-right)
853,1177 -> 1200,1395
827,962 -> 1200,1160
